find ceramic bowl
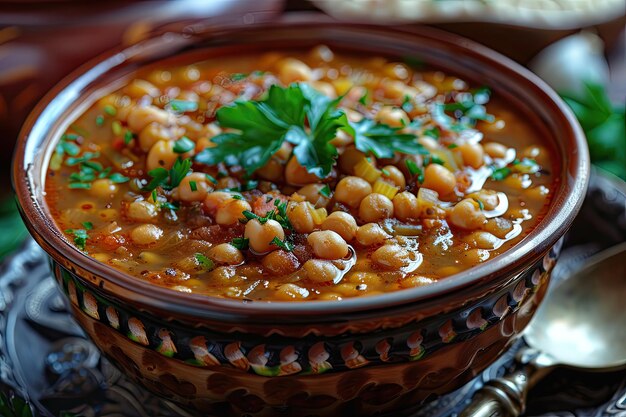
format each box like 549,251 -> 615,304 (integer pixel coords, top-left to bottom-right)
12,16 -> 588,417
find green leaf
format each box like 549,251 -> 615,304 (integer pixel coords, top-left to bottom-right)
347,118 -> 426,159
319,184 -> 331,197
142,158 -> 191,191
0,197 -> 29,262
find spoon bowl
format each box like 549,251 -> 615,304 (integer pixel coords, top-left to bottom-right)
462,242 -> 626,417
525,242 -> 626,369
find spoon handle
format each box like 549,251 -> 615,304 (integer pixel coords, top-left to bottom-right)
459,369 -> 530,417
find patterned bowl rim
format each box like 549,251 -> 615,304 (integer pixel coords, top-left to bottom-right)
12,14 -> 589,319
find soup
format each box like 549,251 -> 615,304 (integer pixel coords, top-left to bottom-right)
44,46 -> 554,301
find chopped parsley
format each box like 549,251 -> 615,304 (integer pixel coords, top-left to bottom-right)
189,181 -> 197,192
405,159 -> 424,183
65,228 -> 89,251
346,118 -> 427,159
230,73 -> 248,81
205,174 -> 217,184
423,126 -> 440,139
160,201 -> 179,211
124,130 -> 134,145
82,222 -> 93,230
271,237 -> 294,252
195,253 -> 214,271
473,198 -> 485,210
241,198 -> 292,231
103,104 -> 117,116
230,237 -> 249,250
173,136 -> 195,154
490,166 -> 512,181
168,100 -> 198,113
95,115 -> 104,127
66,151 -> 129,189
319,184 -> 331,197
512,158 -> 540,174
142,157 -> 192,191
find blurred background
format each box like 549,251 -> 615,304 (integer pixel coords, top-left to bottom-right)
0,0 -> 624,261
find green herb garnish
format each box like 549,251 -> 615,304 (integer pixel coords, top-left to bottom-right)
405,159 -> 424,184
230,73 -> 248,81
230,237 -> 250,250
561,81 -> 626,179
142,157 -> 192,191
195,83 -> 349,178
423,127 -> 440,139
103,104 -> 117,116
319,184 -> 331,197
95,115 -> 104,127
490,166 -> 512,181
271,237 -> 294,252
189,181 -> 197,192
169,100 -> 198,113
82,222 -> 93,230
160,201 -> 179,211
65,228 -> 89,251
108,173 -> 130,183
345,118 -> 427,159
173,136 -> 195,154
195,253 -> 214,271
124,130 -> 134,145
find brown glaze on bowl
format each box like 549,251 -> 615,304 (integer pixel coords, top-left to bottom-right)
12,15 -> 588,416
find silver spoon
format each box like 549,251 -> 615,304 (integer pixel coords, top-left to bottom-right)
460,242 -> 626,417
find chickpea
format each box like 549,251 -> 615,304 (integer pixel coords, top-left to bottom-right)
244,219 -> 284,253
147,140 -> 178,171
418,137 -> 439,152
278,58 -> 312,84
139,123 -> 175,152
322,212 -> 358,242
462,248 -> 490,266
130,224 -> 163,245
216,176 -> 240,190
176,173 -> 211,202
262,250 -> 300,275
127,200 -> 158,222
307,230 -> 349,260
464,231 -> 500,250
356,223 -> 391,246
359,193 -> 394,223
383,80 -> 417,100
208,243 -> 244,265
203,191 -> 233,217
381,165 -> 406,189
422,164 -> 457,196
297,184 -> 331,208
467,190 -> 499,211
338,146 -> 367,175
311,81 -> 337,98
127,105 -> 174,132
90,179 -> 118,199
317,292 -> 343,301
483,142 -> 508,159
275,283 -> 309,301
286,201 -> 315,233
303,259 -> 340,283
256,159 -> 284,182
449,199 -> 487,230
372,244 -> 412,269
458,143 -> 485,169
399,275 -> 436,288
374,106 -> 409,128
393,191 -> 418,221
329,130 -> 353,147
335,176 -> 372,208
216,199 -> 251,225
124,79 -> 160,99
285,157 -> 319,186
347,271 -> 382,286
484,217 -> 514,239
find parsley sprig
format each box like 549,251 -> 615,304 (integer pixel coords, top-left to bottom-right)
142,158 -> 192,192
241,198 -> 292,231
344,118 -> 426,159
561,81 -> 626,180
196,83 -> 348,178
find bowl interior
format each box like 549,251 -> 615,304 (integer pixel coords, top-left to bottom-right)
13,17 -> 589,319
